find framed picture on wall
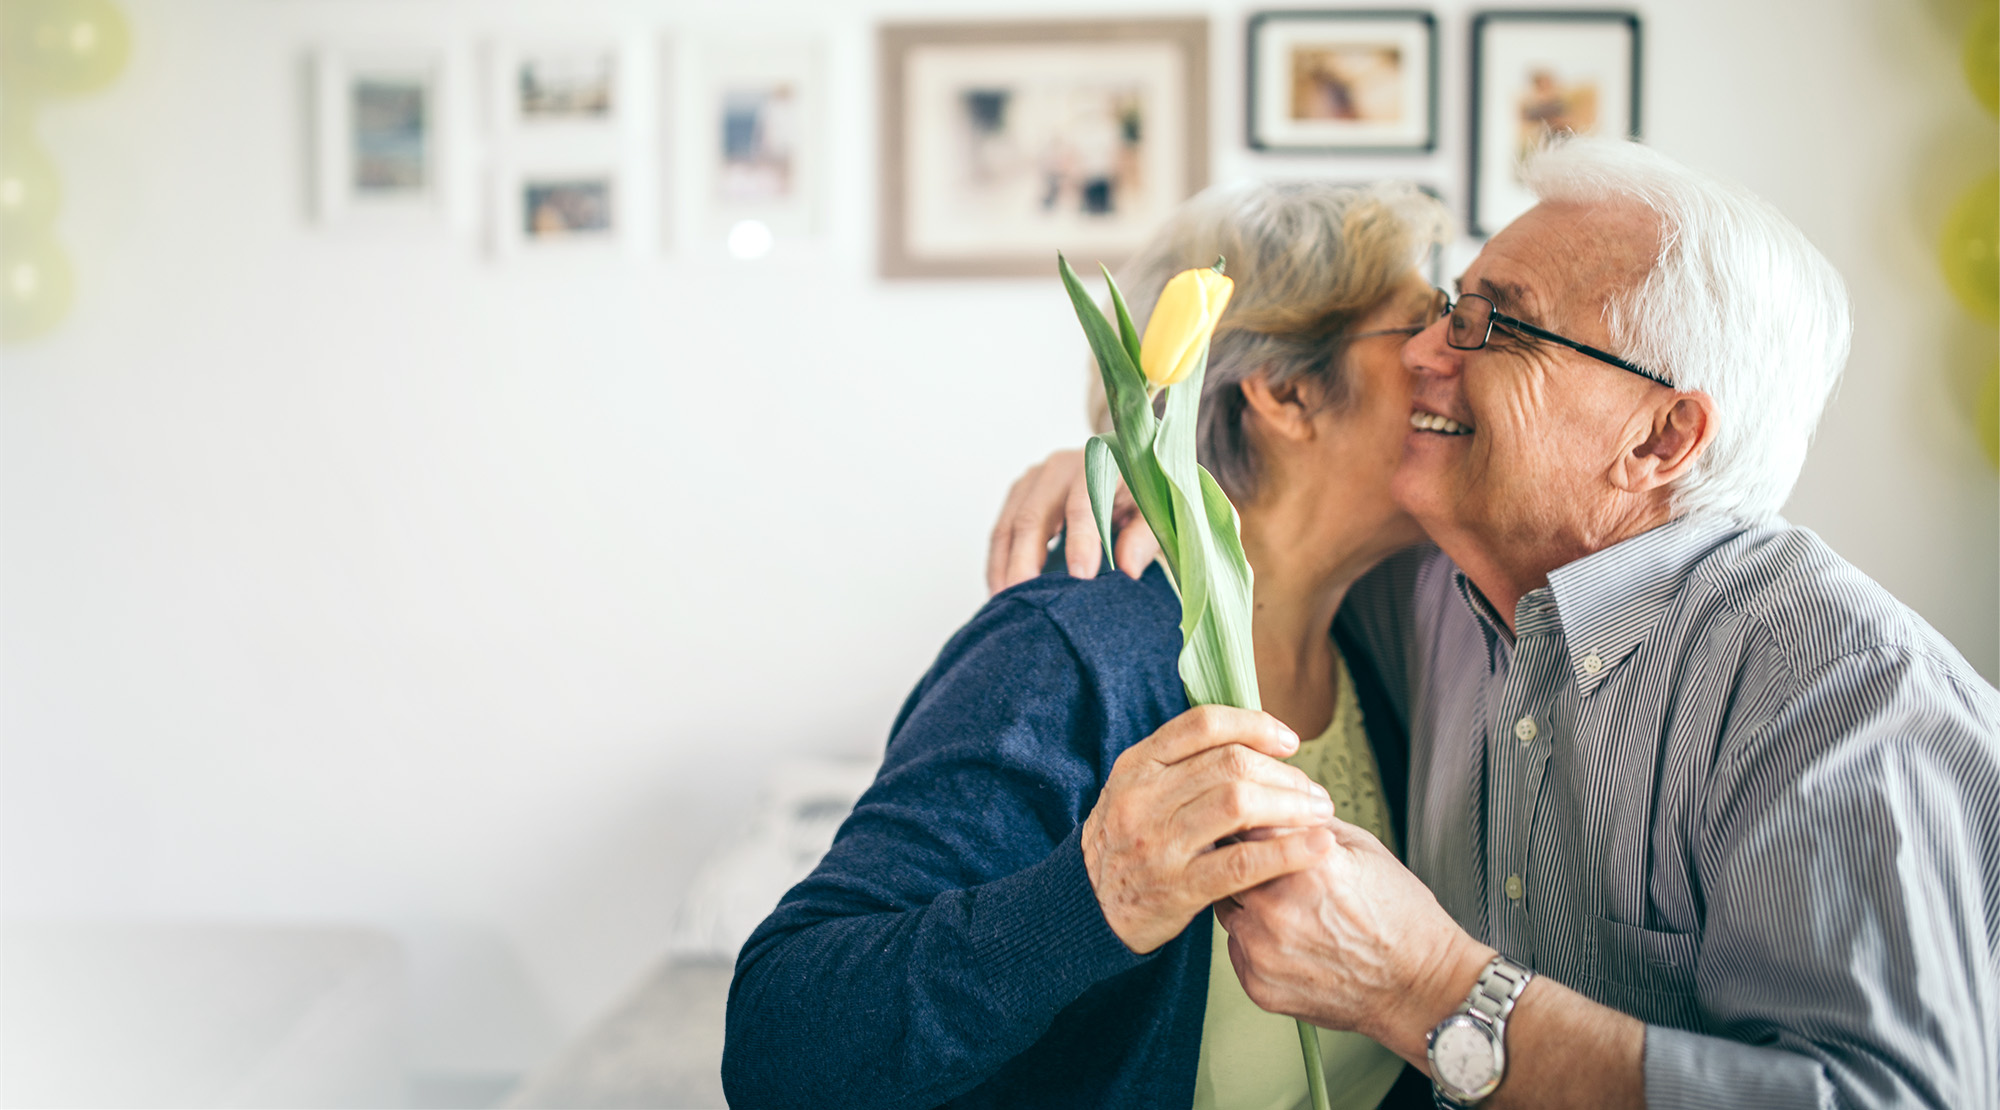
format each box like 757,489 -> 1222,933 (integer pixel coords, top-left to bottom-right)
693,37 -> 822,250
312,46 -> 450,228
482,37 -> 643,255
878,19 -> 1209,278
1246,11 -> 1436,153
1470,11 -> 1641,237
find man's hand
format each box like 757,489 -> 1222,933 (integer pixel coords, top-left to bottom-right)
1215,817 -> 1491,1059
986,449 -> 1163,595
1081,706 -> 1338,955
1218,819 -> 1648,1108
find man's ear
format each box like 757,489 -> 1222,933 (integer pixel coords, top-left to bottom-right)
1239,372 -> 1318,442
1613,392 -> 1716,493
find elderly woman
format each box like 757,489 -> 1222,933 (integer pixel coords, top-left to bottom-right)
723,180 -> 1447,1110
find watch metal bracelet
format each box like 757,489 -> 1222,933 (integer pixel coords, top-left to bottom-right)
1430,954 -> 1535,1107
1466,954 -> 1534,1027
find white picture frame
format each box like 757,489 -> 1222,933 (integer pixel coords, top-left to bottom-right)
312,46 -> 452,229
482,36 -> 647,256
690,37 -> 823,249
656,34 -> 676,254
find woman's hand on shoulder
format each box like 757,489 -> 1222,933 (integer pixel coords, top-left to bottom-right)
986,448 -> 1161,595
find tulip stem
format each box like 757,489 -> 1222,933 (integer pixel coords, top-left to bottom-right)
1297,1020 -> 1331,1110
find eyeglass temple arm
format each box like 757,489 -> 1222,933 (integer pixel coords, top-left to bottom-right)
1491,309 -> 1677,390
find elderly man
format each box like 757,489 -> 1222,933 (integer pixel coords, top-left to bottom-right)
990,137 -> 1999,1107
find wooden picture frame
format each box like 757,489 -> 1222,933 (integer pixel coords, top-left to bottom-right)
1470,11 -> 1641,237
878,19 -> 1209,279
1246,10 -> 1436,154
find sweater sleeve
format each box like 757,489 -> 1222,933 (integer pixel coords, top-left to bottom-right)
722,596 -> 1151,1110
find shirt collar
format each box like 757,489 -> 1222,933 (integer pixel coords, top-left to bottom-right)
1544,514 -> 1746,695
1451,568 -> 1568,670
1452,570 -> 1513,671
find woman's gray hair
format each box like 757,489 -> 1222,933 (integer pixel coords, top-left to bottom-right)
1519,136 -> 1852,522
1091,179 -> 1451,501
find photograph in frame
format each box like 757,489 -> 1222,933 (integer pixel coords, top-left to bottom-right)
720,84 -> 797,203
1247,11 -> 1436,154
517,49 -> 616,121
521,175 -> 616,239
353,75 -> 430,193
1470,11 -> 1641,237
879,19 -> 1209,279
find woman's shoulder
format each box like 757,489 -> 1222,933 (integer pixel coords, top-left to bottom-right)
987,560 -> 1183,672
865,562 -> 1189,820
894,561 -> 1187,747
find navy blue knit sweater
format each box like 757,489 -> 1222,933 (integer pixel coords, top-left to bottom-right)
722,563 -> 1411,1110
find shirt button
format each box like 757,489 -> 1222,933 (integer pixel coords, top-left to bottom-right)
1583,653 -> 1604,676
1513,716 -> 1538,743
1504,874 -> 1524,901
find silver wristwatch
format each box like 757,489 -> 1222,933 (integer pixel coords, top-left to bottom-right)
1426,954 -> 1534,1106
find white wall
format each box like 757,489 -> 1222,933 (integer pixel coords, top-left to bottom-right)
3,0 -> 1994,1085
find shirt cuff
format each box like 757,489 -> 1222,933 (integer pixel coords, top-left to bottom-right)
1644,1024 -> 1830,1110
967,826 -> 1149,1017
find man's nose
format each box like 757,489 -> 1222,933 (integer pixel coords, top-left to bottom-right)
1402,315 -> 1459,379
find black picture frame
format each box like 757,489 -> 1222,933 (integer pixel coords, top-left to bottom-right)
1469,10 -> 1642,237
1246,10 -> 1438,154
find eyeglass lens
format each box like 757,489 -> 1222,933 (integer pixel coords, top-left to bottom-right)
1444,294 -> 1491,351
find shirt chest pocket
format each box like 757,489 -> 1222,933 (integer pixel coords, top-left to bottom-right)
1558,913 -> 1704,1032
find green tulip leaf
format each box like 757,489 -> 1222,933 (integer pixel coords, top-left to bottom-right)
1061,254 -> 1177,547
1084,434 -> 1122,572
1196,463 -> 1260,707
1058,254 -> 1151,447
1161,467 -> 1211,662
1101,262 -> 1145,373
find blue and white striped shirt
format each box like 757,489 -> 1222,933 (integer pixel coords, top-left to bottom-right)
1339,515 -> 2000,1109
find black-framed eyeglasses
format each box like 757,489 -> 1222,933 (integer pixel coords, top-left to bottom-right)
1428,287 -> 1674,389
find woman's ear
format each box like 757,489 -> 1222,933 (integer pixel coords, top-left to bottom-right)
1613,392 -> 1716,493
1239,372 -> 1318,442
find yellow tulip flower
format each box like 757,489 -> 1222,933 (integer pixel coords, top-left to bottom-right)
1139,261 -> 1234,388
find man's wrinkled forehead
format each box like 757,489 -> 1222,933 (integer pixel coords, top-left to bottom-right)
1460,200 -> 1660,328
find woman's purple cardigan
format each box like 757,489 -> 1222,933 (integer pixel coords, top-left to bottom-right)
722,560 -> 1411,1110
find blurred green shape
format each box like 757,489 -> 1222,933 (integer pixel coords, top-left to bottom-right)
0,229 -> 73,343
0,121 -> 61,239
1978,356 -> 1998,470
1968,0 -> 1998,116
1,0 -> 130,99
1941,172 -> 1998,324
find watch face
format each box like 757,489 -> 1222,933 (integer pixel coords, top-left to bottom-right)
1431,1017 -> 1498,1095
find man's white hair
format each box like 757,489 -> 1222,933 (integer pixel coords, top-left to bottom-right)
1520,137 -> 1852,522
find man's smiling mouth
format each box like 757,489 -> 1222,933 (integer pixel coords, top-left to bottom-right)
1410,411 -> 1474,435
